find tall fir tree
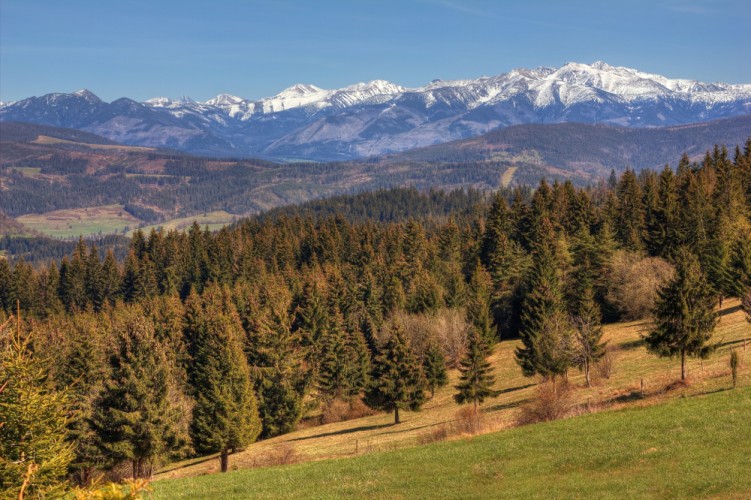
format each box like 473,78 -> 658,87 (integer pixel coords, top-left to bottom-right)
516,218 -> 574,382
645,248 -> 718,380
454,328 -> 497,413
422,342 -> 448,398
365,324 -> 425,424
92,308 -> 189,478
188,286 -> 261,473
571,285 -> 606,387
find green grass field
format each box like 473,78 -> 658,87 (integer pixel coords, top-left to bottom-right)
16,205 -> 140,238
131,211 -> 237,235
151,386 -> 751,499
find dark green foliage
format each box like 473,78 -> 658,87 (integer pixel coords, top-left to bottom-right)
365,324 -> 425,424
645,248 -> 718,380
516,218 -> 573,380
422,342 -> 448,398
466,262 -> 496,345
187,286 -> 261,473
92,308 -> 189,478
454,329 -> 497,411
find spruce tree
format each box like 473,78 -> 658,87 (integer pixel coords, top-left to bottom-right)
645,248 -> 718,380
317,311 -> 352,401
516,218 -> 574,382
454,329 -> 497,413
571,285 -> 606,387
423,342 -> 448,398
466,262 -> 496,345
0,315 -> 74,498
188,287 -> 261,473
365,324 -> 425,424
92,308 -> 189,478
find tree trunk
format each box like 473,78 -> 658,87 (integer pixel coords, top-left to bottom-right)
394,406 -> 400,424
220,449 -> 229,473
585,360 -> 591,388
681,350 -> 686,381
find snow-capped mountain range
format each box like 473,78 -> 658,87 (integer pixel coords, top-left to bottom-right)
2,62 -> 750,160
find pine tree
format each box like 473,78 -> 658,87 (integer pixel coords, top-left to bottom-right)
188,287 -> 261,473
571,285 -> 606,387
0,314 -> 74,499
422,342 -> 448,398
615,169 -> 645,251
516,218 -> 574,382
92,308 -> 189,478
316,311 -> 351,400
466,261 -> 495,345
365,324 -> 425,424
645,248 -> 718,380
454,328 -> 497,413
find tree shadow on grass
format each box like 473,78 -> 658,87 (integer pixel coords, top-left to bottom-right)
485,399 -> 529,413
719,304 -> 742,317
287,423 -> 392,442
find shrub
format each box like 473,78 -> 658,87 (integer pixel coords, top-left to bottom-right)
454,407 -> 484,435
606,251 -> 674,320
594,348 -> 616,381
417,425 -> 451,445
517,381 -> 574,424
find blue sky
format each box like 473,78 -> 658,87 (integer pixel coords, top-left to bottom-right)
1,0 -> 749,102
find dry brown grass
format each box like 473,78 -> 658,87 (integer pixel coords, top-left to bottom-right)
155,298 -> 751,481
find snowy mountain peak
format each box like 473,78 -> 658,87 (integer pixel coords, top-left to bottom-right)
205,93 -> 246,106
277,83 -> 324,97
72,89 -> 102,103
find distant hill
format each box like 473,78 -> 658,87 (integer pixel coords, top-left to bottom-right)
0,121 -> 120,145
386,116 -> 751,177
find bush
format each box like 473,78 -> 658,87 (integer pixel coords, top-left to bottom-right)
594,348 -> 617,381
606,251 -> 674,320
417,425 -> 451,445
454,407 -> 484,435
517,381 -> 574,424
395,308 -> 469,368
320,398 -> 376,425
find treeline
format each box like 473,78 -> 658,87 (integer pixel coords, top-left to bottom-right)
1,142 -> 751,494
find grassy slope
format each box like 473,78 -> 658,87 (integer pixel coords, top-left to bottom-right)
156,300 -> 750,483
16,205 -> 140,238
151,386 -> 751,499
130,211 -> 237,236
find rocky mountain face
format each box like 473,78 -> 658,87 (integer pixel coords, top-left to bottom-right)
2,62 -> 750,160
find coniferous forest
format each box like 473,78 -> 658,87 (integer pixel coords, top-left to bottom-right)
2,142 -> 751,496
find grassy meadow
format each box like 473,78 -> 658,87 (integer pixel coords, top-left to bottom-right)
16,204 -> 140,238
151,299 -> 750,498
131,211 -> 238,235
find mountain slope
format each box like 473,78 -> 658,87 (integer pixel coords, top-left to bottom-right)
2,62 -> 750,160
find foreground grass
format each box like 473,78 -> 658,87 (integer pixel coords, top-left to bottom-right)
152,386 -> 751,499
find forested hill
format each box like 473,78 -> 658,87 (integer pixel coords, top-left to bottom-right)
387,115 -> 751,176
1,144 -> 750,493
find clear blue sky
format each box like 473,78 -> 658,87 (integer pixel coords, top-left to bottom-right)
1,0 -> 749,103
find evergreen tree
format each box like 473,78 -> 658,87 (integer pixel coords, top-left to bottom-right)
0,315 -> 74,498
422,342 -> 448,398
466,262 -> 496,345
571,285 -> 606,387
188,287 -> 261,473
645,248 -> 718,380
316,311 -> 352,400
92,308 -> 189,478
516,218 -> 574,381
365,324 -> 425,424
454,328 -> 497,413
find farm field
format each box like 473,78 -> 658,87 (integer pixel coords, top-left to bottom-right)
15,204 -> 140,238
132,211 -> 238,235
153,299 -> 750,496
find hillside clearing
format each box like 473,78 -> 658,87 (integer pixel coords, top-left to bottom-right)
131,211 -> 238,235
151,384 -> 751,499
16,205 -> 140,238
155,299 -> 750,483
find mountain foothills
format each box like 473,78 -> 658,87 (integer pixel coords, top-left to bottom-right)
1,143 -> 751,497
2,62 -> 750,160
2,119 -> 750,236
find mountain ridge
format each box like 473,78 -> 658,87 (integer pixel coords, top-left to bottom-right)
2,61 -> 750,161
